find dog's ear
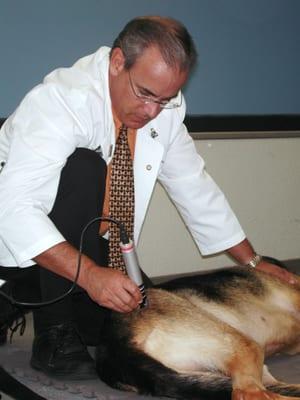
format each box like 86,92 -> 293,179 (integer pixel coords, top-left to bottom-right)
262,256 -> 288,270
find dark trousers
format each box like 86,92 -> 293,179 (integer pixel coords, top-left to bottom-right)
0,149 -> 110,345
0,148 -> 153,345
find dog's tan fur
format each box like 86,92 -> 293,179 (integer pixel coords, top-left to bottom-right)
96,267 -> 300,400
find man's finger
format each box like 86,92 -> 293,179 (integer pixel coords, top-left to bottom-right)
123,278 -> 142,301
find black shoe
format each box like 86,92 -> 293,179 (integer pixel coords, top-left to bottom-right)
30,322 -> 97,380
0,324 -> 7,345
0,282 -> 26,345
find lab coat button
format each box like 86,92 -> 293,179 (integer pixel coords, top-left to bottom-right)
146,164 -> 152,171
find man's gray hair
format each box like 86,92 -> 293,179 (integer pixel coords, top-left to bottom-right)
111,16 -> 197,72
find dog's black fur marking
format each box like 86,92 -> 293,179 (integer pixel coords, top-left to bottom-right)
157,267 -> 266,304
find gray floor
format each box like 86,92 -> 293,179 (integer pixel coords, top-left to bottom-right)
1,259 -> 300,399
1,393 -> 14,400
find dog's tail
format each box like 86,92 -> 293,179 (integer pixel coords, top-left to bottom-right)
96,344 -> 300,400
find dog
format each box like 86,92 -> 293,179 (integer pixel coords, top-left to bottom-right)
96,260 -> 300,400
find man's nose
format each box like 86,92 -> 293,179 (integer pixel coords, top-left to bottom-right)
144,102 -> 161,119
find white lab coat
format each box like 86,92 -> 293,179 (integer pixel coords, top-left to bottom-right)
0,47 -> 245,268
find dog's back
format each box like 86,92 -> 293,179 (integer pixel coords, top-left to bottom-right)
96,267 -> 300,400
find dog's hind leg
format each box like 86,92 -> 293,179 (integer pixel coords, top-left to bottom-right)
226,339 -> 285,400
262,365 -> 279,385
262,365 -> 300,398
228,342 -> 300,400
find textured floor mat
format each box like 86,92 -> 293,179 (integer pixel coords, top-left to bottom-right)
0,345 -> 160,400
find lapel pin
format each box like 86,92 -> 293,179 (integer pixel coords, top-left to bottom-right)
0,161 -> 5,174
150,128 -> 158,139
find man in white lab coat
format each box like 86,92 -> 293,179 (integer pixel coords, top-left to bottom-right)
0,16 -> 295,380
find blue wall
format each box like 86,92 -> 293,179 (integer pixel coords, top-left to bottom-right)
0,0 -> 299,116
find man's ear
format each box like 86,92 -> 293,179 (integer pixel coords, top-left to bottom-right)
109,48 -> 126,76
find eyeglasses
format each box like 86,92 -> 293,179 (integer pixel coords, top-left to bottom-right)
128,70 -> 182,109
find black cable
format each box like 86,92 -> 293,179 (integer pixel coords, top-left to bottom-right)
0,216 -> 127,308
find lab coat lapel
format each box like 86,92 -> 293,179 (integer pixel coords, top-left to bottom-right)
134,127 -> 164,243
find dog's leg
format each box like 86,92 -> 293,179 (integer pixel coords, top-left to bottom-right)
233,389 -> 300,400
228,339 -> 300,399
262,365 -> 280,386
262,363 -> 300,398
226,338 -> 283,400
230,353 -> 300,399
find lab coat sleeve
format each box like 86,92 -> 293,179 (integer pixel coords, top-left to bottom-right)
0,84 -> 89,267
158,122 -> 245,256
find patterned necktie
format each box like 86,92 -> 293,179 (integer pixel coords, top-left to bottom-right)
108,124 -> 134,272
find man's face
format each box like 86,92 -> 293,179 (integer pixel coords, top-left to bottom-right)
109,46 -> 188,129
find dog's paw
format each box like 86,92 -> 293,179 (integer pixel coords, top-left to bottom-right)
232,388 -> 300,400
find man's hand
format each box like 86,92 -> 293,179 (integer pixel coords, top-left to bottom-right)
227,239 -> 299,286
34,241 -> 142,314
84,265 -> 142,313
256,259 -> 298,285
